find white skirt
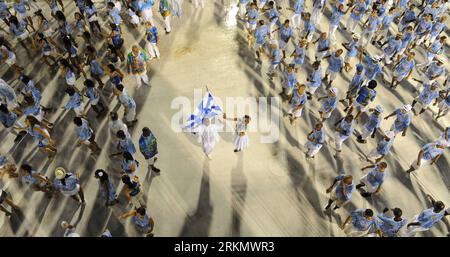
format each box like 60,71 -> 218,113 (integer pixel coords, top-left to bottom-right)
233,133 -> 249,151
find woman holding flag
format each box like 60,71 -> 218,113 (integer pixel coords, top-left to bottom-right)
185,88 -> 223,159
196,117 -> 221,159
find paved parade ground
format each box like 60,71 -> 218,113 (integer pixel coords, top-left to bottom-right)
0,0 -> 449,237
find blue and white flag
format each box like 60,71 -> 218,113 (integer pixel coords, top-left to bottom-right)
184,90 -> 222,129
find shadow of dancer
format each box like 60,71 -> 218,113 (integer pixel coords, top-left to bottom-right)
231,152 -> 246,236
179,157 -> 213,236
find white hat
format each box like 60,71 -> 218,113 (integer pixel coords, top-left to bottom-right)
352,33 -> 360,39
55,167 -> 66,180
402,104 -> 412,112
384,131 -> 395,139
61,221 -> 69,228
375,105 -> 384,113
330,87 -> 339,95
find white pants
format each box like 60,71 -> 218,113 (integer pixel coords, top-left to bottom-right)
269,20 -> 277,37
130,191 -> 146,208
125,107 -> 136,122
344,224 -> 370,237
5,98 -> 18,110
194,0 -> 205,8
377,52 -> 395,65
389,123 -> 404,136
246,22 -> 257,31
307,85 -> 319,95
74,104 -> 85,116
359,175 -> 378,193
404,216 -> 429,237
360,126 -> 372,140
279,40 -> 288,50
410,158 -> 430,170
417,54 -> 434,68
334,132 -> 349,151
360,30 -> 375,46
291,14 -> 302,29
146,155 -> 158,166
164,16 -> 171,33
268,63 -> 279,74
134,72 -> 149,88
346,18 -> 359,33
377,28 -> 389,41
415,34 -> 428,46
239,3 -> 246,18
315,50 -> 328,62
305,141 -> 322,157
288,106 -> 303,118
428,34 -> 438,45
142,8 -> 154,24
320,110 -> 333,119
367,148 -> 382,160
438,101 -> 450,117
329,24 -> 338,40
326,68 -> 338,82
146,42 -> 160,59
311,7 -> 323,25
404,225 -> 428,237
413,98 -> 428,114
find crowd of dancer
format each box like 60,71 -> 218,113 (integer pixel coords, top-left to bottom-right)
0,0 -> 449,237
0,0 -> 183,237
234,0 -> 450,236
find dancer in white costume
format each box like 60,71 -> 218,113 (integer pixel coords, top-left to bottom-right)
195,118 -> 222,159
223,114 -> 251,152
